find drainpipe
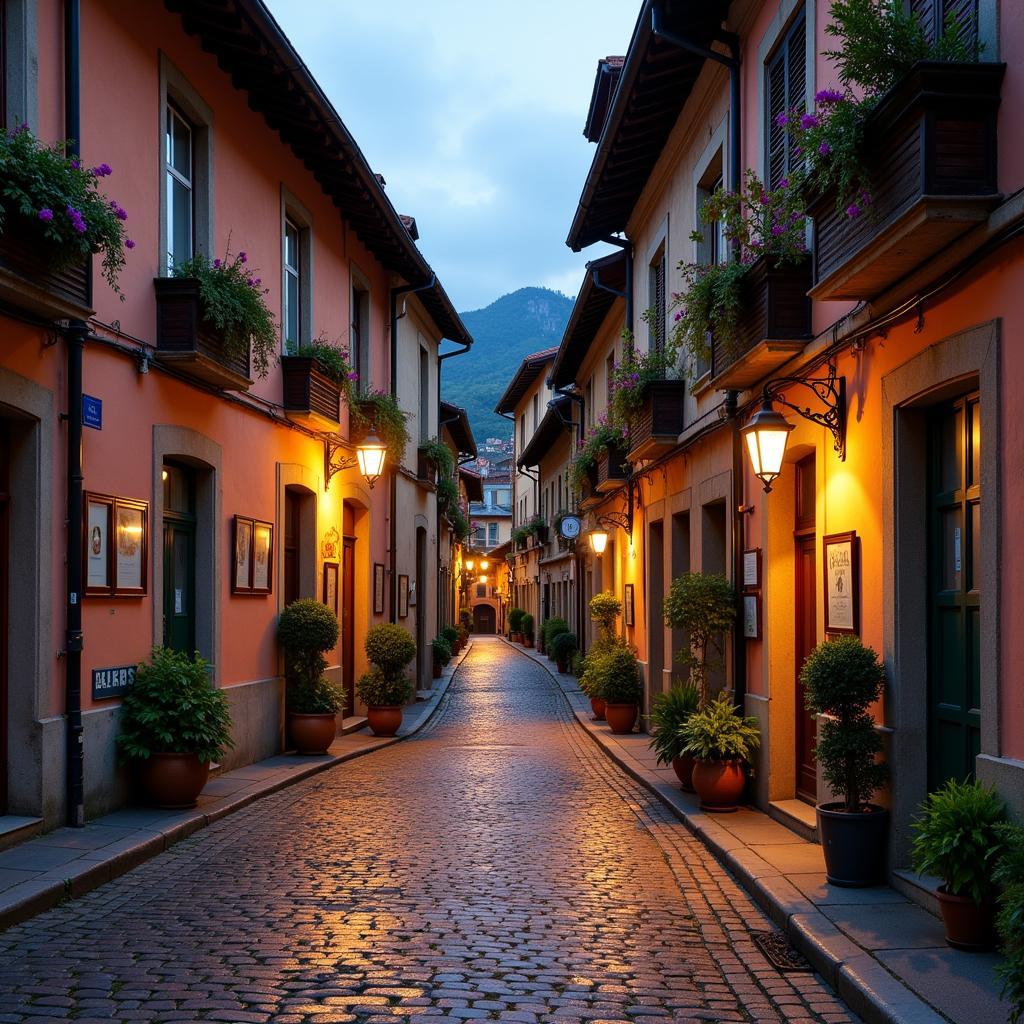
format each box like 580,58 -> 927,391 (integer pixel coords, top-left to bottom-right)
651,3 -> 741,195
388,276 -> 435,625
598,236 -> 634,337
725,390 -> 747,710
64,0 -> 86,828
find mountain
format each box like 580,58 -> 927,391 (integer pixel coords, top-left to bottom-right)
443,287 -> 574,446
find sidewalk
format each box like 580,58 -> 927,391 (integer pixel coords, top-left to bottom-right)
0,640 -> 470,932
505,637 -> 1012,1024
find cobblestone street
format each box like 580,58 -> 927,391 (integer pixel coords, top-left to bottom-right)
0,639 -> 856,1024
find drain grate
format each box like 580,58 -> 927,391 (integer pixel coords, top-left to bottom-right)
751,931 -> 814,973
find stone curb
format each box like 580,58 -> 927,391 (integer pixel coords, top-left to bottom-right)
499,637 -> 946,1024
0,641 -> 471,933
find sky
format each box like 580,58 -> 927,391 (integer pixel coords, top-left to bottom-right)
264,2 -> 641,314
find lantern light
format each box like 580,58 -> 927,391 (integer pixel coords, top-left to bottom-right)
465,558 -> 475,572
479,559 -> 490,571
740,400 -> 794,493
590,529 -> 609,555
355,431 -> 387,489
478,574 -> 487,584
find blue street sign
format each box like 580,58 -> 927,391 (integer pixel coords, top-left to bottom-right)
82,394 -> 102,430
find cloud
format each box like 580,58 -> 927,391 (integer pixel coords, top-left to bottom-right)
264,1 -> 639,311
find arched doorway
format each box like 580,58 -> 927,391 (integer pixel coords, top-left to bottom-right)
474,604 -> 496,634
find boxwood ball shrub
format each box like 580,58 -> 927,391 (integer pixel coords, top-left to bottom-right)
521,613 -> 535,640
432,636 -> 452,666
588,646 -> 642,705
508,607 -> 525,633
441,626 -> 459,648
356,666 -> 412,708
117,647 -> 233,764
277,599 -> 343,715
800,635 -> 887,812
550,631 -> 578,665
543,616 -> 569,651
589,592 -> 621,635
364,623 -> 416,680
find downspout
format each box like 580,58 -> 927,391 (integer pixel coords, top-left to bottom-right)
388,275 -> 435,625
725,391 -> 747,709
64,0 -> 86,828
598,237 -> 634,337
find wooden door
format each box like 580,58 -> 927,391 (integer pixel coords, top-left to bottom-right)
928,392 -> 981,787
284,489 -> 301,606
341,536 -> 355,716
794,455 -> 817,803
162,464 -> 195,654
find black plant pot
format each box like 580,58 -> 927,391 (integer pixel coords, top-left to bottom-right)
817,803 -> 889,887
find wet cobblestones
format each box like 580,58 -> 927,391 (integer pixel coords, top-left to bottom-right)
0,638 -> 857,1023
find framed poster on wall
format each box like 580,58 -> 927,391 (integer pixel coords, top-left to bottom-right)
251,520 -> 273,595
322,561 -> 339,615
232,516 -> 254,593
623,583 -> 635,626
823,531 -> 859,635
84,493 -> 148,597
742,593 -> 762,639
398,574 -> 409,618
114,499 -> 147,595
85,493 -> 113,594
373,562 -> 385,615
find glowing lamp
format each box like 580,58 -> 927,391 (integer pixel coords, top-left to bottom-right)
590,529 -> 609,555
478,574 -> 487,584
741,400 -> 794,493
480,559 -> 490,571
356,432 -> 387,489
465,558 -> 475,572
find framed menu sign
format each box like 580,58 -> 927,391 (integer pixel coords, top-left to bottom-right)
114,499 -> 147,595
85,494 -> 113,593
251,521 -> 273,595
85,492 -> 147,597
823,531 -> 859,635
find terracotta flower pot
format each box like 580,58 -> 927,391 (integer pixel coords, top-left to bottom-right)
937,885 -> 996,950
367,705 -> 403,737
604,702 -> 638,734
556,659 -> 568,673
289,712 -> 338,755
590,697 -> 606,721
139,751 -> 210,809
816,803 -> 889,887
672,754 -> 696,793
523,639 -> 534,648
691,758 -> 746,812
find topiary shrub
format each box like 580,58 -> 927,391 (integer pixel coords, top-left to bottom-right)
550,631 -> 578,667
277,599 -> 342,713
441,626 -> 459,648
117,647 -> 233,764
543,616 -> 569,654
663,572 -> 736,707
356,666 -> 412,708
508,607 -> 525,634
589,592 -> 621,636
521,613 -> 535,641
800,635 -> 887,812
432,636 -> 452,666
364,623 -> 416,680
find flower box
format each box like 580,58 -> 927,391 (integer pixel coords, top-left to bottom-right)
809,61 -> 1005,302
0,217 -> 91,318
281,355 -> 341,432
154,278 -> 251,390
531,524 -> 549,545
710,256 -> 813,389
417,446 -> 437,484
595,441 -> 630,493
627,379 -> 687,462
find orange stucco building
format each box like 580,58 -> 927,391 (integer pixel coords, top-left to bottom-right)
0,0 -> 471,829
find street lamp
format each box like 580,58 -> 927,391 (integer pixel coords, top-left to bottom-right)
465,558 -> 475,572
479,558 -> 490,571
740,399 -> 794,494
590,529 -> 609,555
478,574 -> 488,584
355,431 -> 387,489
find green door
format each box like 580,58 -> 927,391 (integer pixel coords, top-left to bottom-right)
927,392 -> 981,788
162,465 -> 196,654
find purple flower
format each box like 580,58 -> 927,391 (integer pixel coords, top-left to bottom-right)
775,112 -> 789,127
17,122 -> 29,133
771,224 -> 784,236
37,208 -> 54,222
347,371 -> 359,381
91,163 -> 112,177
846,203 -> 862,219
108,202 -> 128,221
124,238 -> 135,249
777,177 -> 789,189
65,206 -> 87,233
239,251 -> 247,263
800,113 -> 819,130
818,141 -> 831,156
254,277 -> 261,286
70,158 -> 81,170
213,258 -> 222,269
759,193 -> 770,206
815,88 -> 845,105
673,311 -> 682,322
793,146 -> 803,157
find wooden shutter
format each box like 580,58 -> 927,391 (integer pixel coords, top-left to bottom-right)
651,255 -> 666,353
765,8 -> 807,188
910,0 -> 978,47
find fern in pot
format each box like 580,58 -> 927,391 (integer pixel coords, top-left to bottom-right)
649,683 -> 700,792
680,696 -> 760,812
912,779 -> 1007,950
277,599 -> 344,754
359,624 -> 415,736
800,635 -> 888,886
116,647 -> 233,808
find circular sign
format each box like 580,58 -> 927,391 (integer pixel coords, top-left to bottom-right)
558,515 -> 582,540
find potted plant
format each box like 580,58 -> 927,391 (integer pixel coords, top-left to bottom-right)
277,598 -> 343,754
680,696 -> 760,812
551,632 -> 578,674
994,824 -> 1024,1023
457,623 -> 470,650
578,656 -> 606,721
586,646 -> 642,734
589,592 -> 622,638
911,779 -> 1007,950
508,607 -> 525,643
649,683 -> 700,792
521,613 -> 535,648
543,616 -> 569,658
512,526 -> 530,551
663,572 -> 736,707
282,335 -> 357,430
800,635 -> 889,886
350,389 -> 411,467
569,419 -> 628,499
431,636 -> 452,679
116,647 -> 233,808
361,623 -> 416,735
419,436 -> 455,485
441,625 -> 460,656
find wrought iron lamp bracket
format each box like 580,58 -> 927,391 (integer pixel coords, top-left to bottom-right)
324,437 -> 360,491
762,362 -> 847,460
595,477 -> 635,535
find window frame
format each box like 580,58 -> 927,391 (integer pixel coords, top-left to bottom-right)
2,0 -> 37,132
283,216 -> 301,347
350,265 -> 371,386
165,101 -> 195,275
281,188 -> 313,352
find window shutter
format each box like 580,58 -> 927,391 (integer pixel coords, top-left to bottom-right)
911,0 -> 977,47
653,256 -> 666,353
765,8 -> 806,187
766,49 -> 788,188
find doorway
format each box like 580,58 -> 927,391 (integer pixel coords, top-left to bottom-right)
794,454 -> 817,803
284,488 -> 301,606
0,423 -> 8,814
927,392 -> 981,787
162,463 -> 196,654
474,605 -> 496,633
342,506 -> 356,716
648,520 -> 665,709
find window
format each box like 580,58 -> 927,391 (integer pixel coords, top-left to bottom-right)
912,0 -> 978,48
606,351 -> 615,405
165,104 -> 194,273
351,279 -> 369,384
648,248 -> 666,353
474,523 -> 486,546
476,582 -> 488,599
283,218 -> 301,346
693,155 -> 726,381
419,345 -> 430,442
488,523 -> 498,546
765,7 -> 807,188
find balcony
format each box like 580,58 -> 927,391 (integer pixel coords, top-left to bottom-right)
710,256 -> 812,390
153,278 -> 252,390
595,440 -> 630,494
578,466 -> 600,511
0,219 -> 91,319
809,61 -> 1005,302
627,378 -> 687,461
281,355 -> 342,432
